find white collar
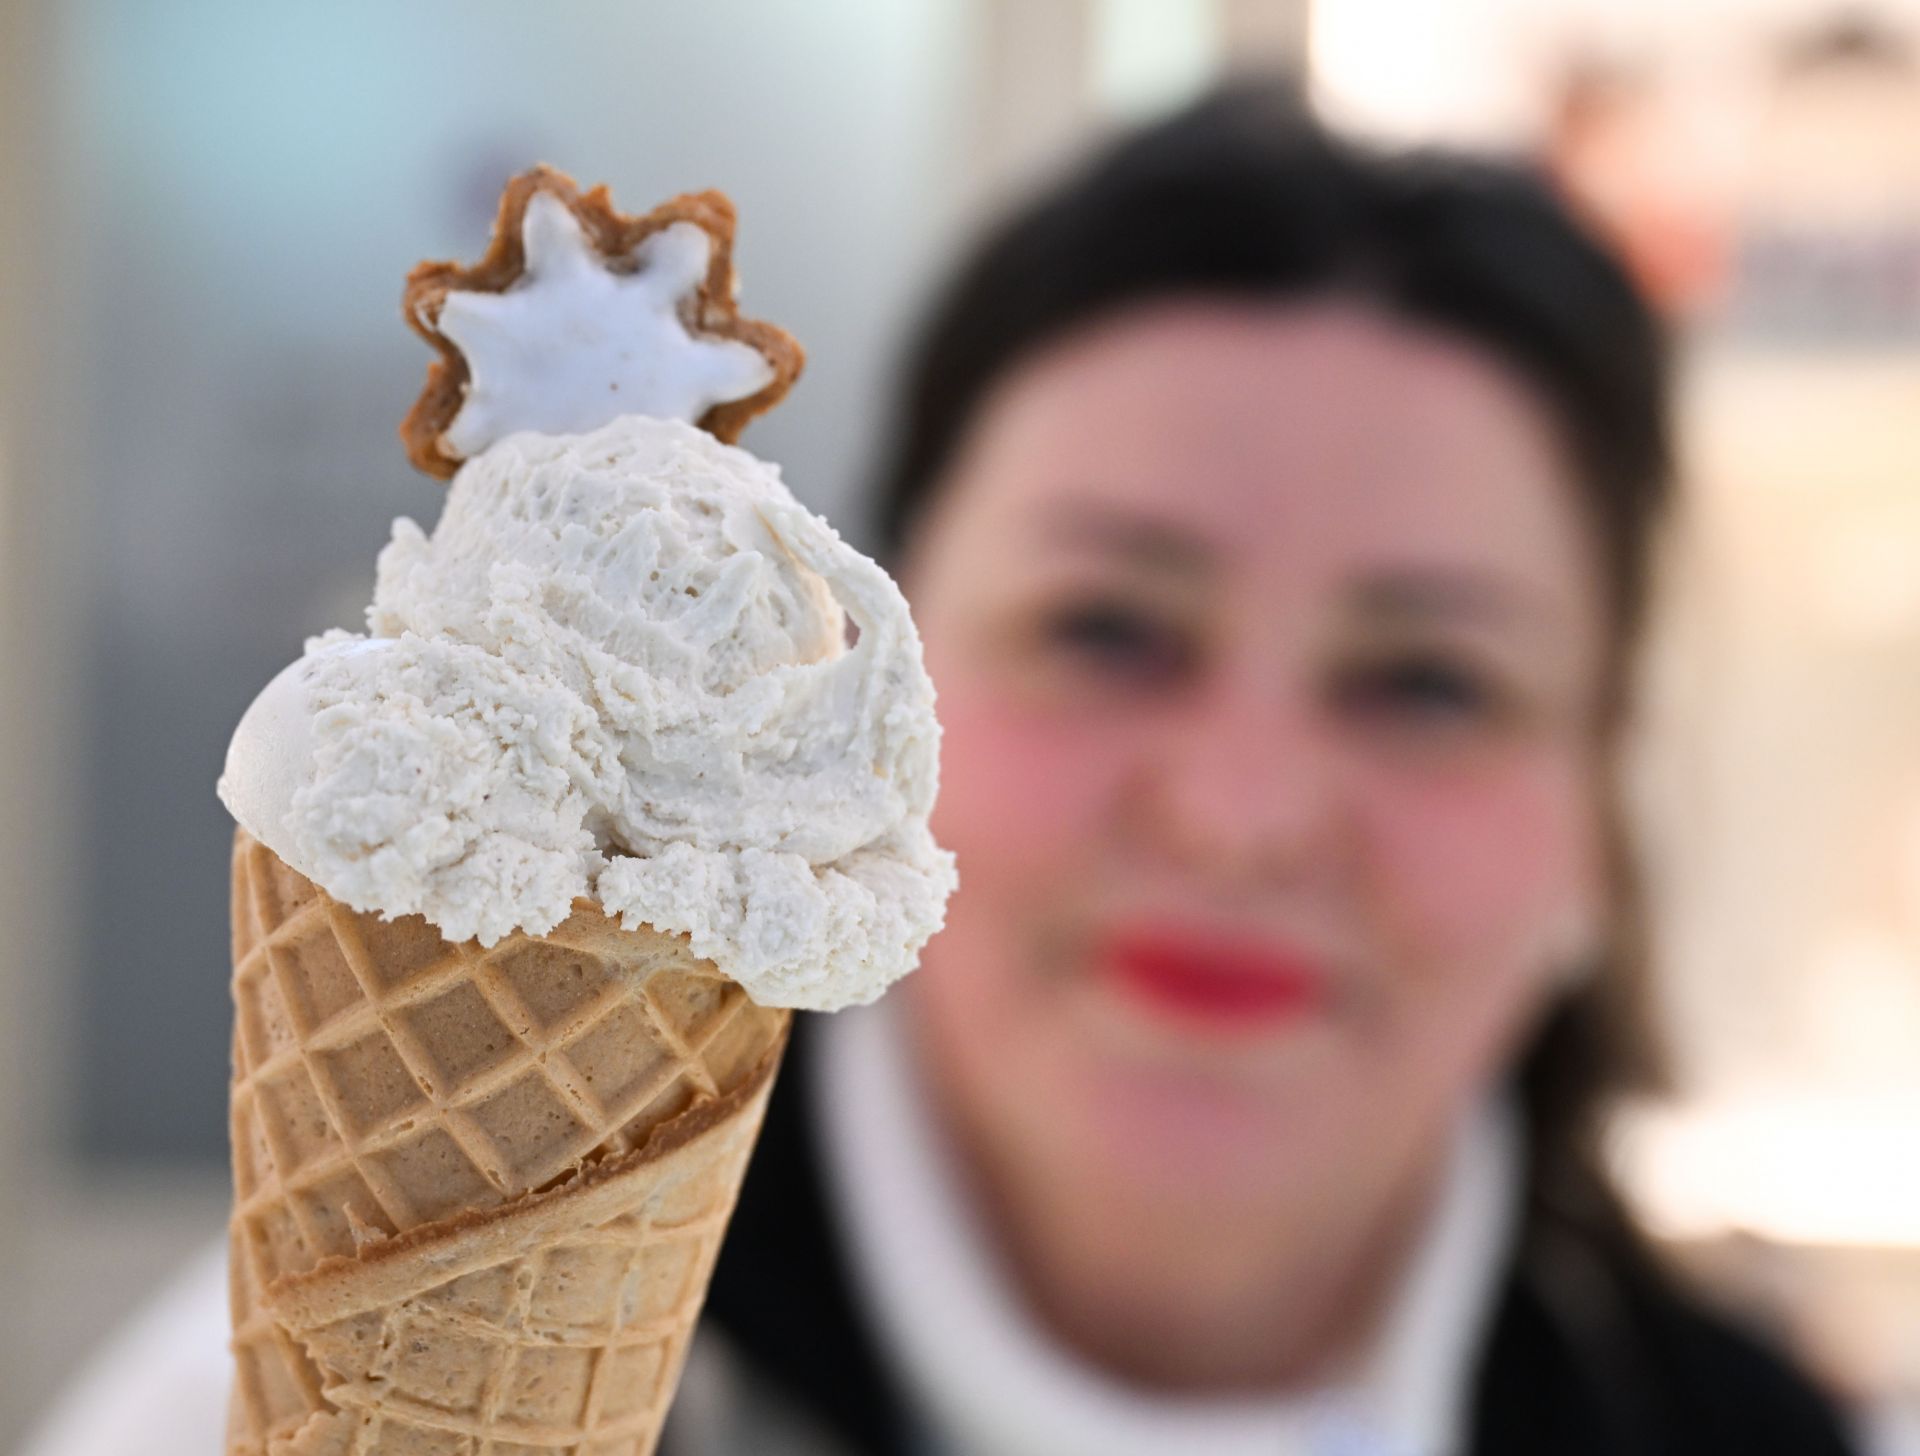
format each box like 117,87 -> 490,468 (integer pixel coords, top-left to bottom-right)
811,997 -> 1523,1456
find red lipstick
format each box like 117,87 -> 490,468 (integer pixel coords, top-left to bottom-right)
1097,928 -> 1327,1029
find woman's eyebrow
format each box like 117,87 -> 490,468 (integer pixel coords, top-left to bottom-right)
1039,503 -> 1216,575
1348,571 -> 1557,628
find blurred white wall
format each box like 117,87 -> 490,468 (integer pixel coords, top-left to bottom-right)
1313,0 -> 1920,142
0,0 -> 84,1445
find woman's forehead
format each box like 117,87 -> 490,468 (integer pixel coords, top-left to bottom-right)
949,299 -> 1599,601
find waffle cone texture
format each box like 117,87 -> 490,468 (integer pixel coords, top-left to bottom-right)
226,830 -> 790,1455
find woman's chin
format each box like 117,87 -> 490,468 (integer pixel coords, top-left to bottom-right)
1044,984 -> 1354,1199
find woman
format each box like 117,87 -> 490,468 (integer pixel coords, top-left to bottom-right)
673,86 -> 1862,1455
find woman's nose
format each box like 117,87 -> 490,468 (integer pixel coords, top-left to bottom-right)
1126,681 -> 1344,887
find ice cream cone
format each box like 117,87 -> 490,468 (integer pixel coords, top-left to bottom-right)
224,829 -> 789,1455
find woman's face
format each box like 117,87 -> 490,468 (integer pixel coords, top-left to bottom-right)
904,300 -> 1611,1220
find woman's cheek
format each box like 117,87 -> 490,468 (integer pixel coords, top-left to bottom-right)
915,680 -> 1140,1098
1357,749 -> 1600,967
930,679 -> 1137,888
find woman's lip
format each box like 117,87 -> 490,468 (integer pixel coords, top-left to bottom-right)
1094,928 -> 1329,1029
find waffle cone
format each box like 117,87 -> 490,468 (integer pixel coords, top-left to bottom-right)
225,830 -> 790,1455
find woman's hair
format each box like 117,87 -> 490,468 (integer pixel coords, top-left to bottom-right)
871,81 -> 1673,1241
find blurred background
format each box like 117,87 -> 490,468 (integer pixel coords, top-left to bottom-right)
2,0 -> 1918,1448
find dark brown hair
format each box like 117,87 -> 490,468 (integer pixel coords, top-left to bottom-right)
871,81 -> 1672,1238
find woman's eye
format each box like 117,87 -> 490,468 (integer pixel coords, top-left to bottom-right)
1041,602 -> 1192,681
1333,656 -> 1497,727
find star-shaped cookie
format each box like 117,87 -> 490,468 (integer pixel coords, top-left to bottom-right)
400,166 -> 805,479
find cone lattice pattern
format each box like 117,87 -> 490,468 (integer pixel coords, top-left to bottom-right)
226,831 -> 789,1455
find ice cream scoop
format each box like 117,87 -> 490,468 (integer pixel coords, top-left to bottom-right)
220,415 -> 955,1009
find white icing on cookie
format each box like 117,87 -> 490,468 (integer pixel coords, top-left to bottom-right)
436,192 -> 775,459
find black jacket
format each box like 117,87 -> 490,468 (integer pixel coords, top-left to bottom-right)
687,1021 -> 1862,1455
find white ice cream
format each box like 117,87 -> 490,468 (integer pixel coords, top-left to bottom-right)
219,415 -> 956,1011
